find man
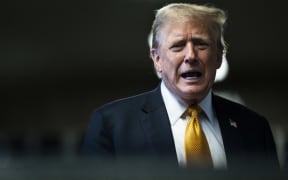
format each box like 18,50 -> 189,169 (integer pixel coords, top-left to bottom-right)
83,3 -> 279,170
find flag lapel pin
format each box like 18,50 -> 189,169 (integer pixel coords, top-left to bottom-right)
229,118 -> 238,128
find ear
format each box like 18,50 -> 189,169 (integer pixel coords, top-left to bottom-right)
150,48 -> 162,73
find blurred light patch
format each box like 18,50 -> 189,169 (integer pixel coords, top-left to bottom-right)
215,54 -> 229,83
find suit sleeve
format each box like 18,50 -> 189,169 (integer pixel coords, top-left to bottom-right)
82,111 -> 115,158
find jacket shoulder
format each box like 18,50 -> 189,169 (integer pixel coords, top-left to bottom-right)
213,94 -> 267,121
95,88 -> 158,113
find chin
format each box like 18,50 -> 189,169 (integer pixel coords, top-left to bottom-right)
182,85 -> 205,94
180,86 -> 209,101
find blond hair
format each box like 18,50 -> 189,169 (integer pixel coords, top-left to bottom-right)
151,3 -> 227,53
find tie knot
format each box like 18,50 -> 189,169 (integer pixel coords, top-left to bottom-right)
186,106 -> 201,117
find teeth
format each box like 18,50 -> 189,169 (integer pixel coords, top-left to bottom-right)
181,72 -> 202,78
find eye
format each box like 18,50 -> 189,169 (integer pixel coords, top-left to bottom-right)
169,41 -> 186,52
192,39 -> 210,50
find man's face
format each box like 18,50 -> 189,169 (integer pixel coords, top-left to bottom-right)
151,20 -> 222,104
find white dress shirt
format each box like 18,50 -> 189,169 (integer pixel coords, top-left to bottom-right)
160,82 -> 227,169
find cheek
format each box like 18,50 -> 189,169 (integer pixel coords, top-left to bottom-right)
168,61 -> 182,79
202,53 -> 219,70
167,54 -> 183,70
162,57 -> 177,71
160,51 -> 184,77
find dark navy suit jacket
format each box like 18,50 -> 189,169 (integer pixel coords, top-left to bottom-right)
83,86 -> 279,170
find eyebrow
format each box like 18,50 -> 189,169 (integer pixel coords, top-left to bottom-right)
191,34 -> 210,41
171,34 -> 211,43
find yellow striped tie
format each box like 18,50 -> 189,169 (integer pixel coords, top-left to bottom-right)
185,106 -> 212,168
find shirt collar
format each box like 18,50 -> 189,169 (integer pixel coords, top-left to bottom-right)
160,81 -> 214,125
161,82 -> 187,126
198,89 -> 214,124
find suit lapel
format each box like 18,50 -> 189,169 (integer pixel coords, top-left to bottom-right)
138,89 -> 248,165
213,95 -> 244,167
139,86 -> 177,162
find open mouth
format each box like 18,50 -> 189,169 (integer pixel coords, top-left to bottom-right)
181,71 -> 202,80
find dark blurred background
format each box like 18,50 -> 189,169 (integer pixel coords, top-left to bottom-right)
0,0 -> 287,173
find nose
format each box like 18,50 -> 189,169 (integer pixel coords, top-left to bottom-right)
184,42 -> 197,64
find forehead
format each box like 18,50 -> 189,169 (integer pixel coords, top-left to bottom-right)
159,20 -> 211,42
